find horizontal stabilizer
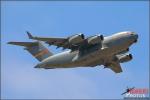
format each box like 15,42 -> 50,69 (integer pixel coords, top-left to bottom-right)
8,42 -> 38,47
8,41 -> 53,61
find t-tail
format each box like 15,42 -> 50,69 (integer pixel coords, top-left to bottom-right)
8,41 -> 53,62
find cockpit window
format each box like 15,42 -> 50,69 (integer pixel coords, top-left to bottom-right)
130,32 -> 135,35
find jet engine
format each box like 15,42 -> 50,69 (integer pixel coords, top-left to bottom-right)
68,33 -> 84,44
87,35 -> 104,45
118,54 -> 132,63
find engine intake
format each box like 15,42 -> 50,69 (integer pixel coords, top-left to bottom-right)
118,54 -> 132,63
87,35 -> 104,45
68,33 -> 84,44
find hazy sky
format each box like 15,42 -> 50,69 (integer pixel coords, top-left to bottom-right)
1,1 -> 149,99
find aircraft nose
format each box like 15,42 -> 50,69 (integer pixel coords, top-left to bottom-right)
135,34 -> 138,39
130,32 -> 138,38
133,33 -> 138,43
133,32 -> 138,38
128,32 -> 138,43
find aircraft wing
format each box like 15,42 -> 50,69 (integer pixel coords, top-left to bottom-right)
27,32 -> 72,49
31,37 -> 67,48
27,32 -> 104,51
105,61 -> 123,73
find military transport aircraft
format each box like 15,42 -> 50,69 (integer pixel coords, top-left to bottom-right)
8,31 -> 138,73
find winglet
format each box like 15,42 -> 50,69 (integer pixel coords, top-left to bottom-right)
26,31 -> 34,39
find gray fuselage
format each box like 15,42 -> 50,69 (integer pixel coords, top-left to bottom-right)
36,31 -> 138,69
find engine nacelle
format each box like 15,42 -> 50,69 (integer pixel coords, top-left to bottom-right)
68,33 -> 84,44
118,54 -> 132,63
87,35 -> 104,45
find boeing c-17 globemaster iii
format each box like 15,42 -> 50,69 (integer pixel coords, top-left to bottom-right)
8,31 -> 138,73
